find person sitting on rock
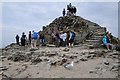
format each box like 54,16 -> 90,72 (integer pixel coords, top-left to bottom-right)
68,30 -> 75,47
102,35 -> 114,50
15,34 -> 19,45
31,30 -> 38,48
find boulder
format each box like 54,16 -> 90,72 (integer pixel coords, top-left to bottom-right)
63,48 -> 69,52
103,60 -> 110,65
80,57 -> 88,61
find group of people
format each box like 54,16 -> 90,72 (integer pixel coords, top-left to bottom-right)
62,3 -> 77,16
15,29 -> 118,50
51,30 -> 75,47
15,30 -> 75,48
15,30 -> 45,49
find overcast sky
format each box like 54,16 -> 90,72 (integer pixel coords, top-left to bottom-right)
1,1 -> 119,48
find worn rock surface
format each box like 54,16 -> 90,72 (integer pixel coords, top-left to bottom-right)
0,43 -> 119,78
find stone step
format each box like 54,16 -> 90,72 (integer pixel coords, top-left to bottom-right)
83,43 -> 100,46
85,40 -> 100,42
92,36 -> 103,38
93,33 -> 105,36
90,38 -> 101,40
90,36 -> 103,40
94,32 -> 106,34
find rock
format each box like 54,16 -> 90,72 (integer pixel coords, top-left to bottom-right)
112,51 -> 119,55
51,58 -> 68,66
81,52 -> 86,55
50,61 -> 57,66
80,58 -> 88,61
85,54 -> 91,58
31,57 -> 42,64
103,60 -> 109,65
46,52 -> 57,57
65,54 -> 77,59
0,71 -> 3,75
2,72 -> 11,78
36,72 -> 39,74
30,48 -> 38,51
88,45 -> 94,49
90,54 -> 96,59
89,70 -> 95,73
74,60 -> 79,63
95,66 -> 102,70
89,51 -> 97,54
47,44 -> 56,47
7,55 -> 12,60
0,66 -> 8,71
63,48 -> 69,52
111,63 -> 120,71
7,51 -> 27,62
112,55 -> 118,59
0,56 -> 6,59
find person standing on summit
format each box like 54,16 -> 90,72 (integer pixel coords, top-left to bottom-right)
31,30 -> 38,48
28,31 -> 32,44
62,8 -> 66,16
21,32 -> 27,46
15,35 -> 19,45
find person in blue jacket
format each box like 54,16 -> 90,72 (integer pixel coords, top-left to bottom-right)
31,30 -> 38,48
102,35 -> 113,50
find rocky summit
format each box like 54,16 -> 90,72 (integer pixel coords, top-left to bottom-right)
1,11 -> 120,79
42,16 -> 106,45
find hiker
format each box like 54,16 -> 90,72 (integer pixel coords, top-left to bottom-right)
62,8 -> 66,16
102,35 -> 114,50
67,3 -> 72,11
67,3 -> 77,16
28,31 -> 32,44
31,30 -> 38,48
72,6 -> 77,15
68,31 -> 75,47
40,33 -> 45,46
55,32 -> 60,47
15,35 -> 19,45
60,31 -> 67,47
51,31 -> 56,45
21,32 -> 27,46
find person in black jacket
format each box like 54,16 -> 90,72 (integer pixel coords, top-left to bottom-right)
16,35 -> 19,45
21,32 -> 27,46
62,8 -> 66,16
28,31 -> 31,44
